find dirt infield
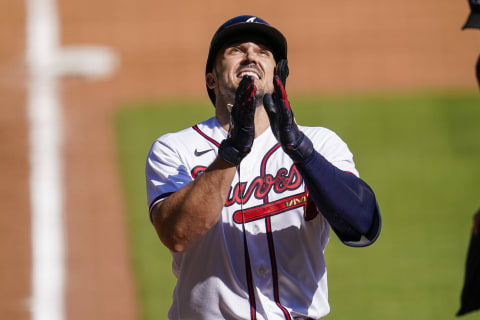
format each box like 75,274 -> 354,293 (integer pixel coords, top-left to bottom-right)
1,0 -> 479,319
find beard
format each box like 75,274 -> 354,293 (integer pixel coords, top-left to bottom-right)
217,79 -> 267,108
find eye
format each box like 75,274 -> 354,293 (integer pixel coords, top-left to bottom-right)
228,47 -> 242,54
259,49 -> 270,57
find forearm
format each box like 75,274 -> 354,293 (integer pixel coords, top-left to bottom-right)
296,148 -> 380,244
151,157 -> 236,253
263,75 -> 380,245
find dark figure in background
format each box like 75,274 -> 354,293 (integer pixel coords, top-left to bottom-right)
457,210 -> 480,316
461,0 -> 480,88
457,1 -> 480,317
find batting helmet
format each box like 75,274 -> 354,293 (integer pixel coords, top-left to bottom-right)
462,0 -> 480,30
205,15 -> 288,106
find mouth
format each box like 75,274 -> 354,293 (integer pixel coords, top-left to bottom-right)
237,68 -> 261,80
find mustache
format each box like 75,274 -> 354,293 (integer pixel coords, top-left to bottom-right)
236,64 -> 263,78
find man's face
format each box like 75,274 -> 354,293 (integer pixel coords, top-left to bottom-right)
210,41 -> 276,104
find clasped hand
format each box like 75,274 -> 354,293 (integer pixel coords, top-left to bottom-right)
218,75 -> 313,166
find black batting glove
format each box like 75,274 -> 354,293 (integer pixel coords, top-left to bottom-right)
263,75 -> 313,163
218,76 -> 256,166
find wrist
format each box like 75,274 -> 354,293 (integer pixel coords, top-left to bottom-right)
218,139 -> 250,166
283,133 -> 314,163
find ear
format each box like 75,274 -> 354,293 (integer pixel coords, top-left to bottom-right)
206,73 -> 217,89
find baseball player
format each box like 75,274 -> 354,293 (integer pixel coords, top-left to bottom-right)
457,2 -> 480,316
146,15 -> 381,319
462,0 -> 480,89
457,209 -> 480,317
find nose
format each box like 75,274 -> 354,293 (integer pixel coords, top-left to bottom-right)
243,46 -> 259,64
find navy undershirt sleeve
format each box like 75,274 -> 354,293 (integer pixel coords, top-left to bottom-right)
295,150 -> 381,247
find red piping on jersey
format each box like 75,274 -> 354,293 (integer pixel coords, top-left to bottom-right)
260,144 -> 293,320
266,217 -> 292,320
238,167 -> 257,320
243,238 -> 257,320
261,143 -> 281,176
192,124 -> 221,147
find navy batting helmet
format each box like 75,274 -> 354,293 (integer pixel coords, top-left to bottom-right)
205,15 -> 288,106
462,0 -> 480,30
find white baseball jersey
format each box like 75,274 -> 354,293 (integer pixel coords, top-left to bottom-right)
145,116 -> 359,320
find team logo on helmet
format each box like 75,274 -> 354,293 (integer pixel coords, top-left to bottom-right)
246,17 -> 257,23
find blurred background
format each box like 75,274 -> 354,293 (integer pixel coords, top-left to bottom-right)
1,0 -> 479,319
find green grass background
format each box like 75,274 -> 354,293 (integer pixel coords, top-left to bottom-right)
115,90 -> 480,320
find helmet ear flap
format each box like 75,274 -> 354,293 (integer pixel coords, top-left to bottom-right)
275,59 -> 289,87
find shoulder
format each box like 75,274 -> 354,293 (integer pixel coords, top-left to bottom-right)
299,125 -> 335,137
152,117 -> 223,150
299,126 -> 347,150
300,125 -> 359,175
147,117 -> 226,168
158,117 -> 215,142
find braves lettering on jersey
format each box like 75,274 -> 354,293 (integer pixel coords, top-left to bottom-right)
146,116 -> 359,320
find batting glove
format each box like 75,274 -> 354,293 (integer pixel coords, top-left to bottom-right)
263,76 -> 313,163
218,76 -> 256,166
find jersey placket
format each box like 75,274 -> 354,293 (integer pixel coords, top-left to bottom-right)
238,144 -> 294,320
